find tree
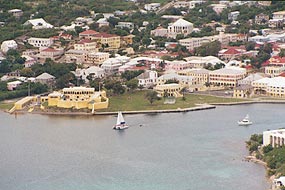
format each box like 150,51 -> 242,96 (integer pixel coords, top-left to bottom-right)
112,81 -> 125,95
245,41 -> 256,51
121,70 -> 143,81
126,79 -> 138,92
194,40 -> 221,56
145,91 -> 158,104
279,49 -> 285,58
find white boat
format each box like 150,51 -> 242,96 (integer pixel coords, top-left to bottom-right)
113,111 -> 129,130
238,114 -> 253,126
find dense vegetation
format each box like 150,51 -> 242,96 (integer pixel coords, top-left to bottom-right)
247,134 -> 285,177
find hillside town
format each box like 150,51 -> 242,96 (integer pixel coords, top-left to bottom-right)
2,1 -> 285,189
1,1 -> 285,113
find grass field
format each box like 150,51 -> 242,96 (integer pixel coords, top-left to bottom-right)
101,90 -> 249,112
0,102 -> 14,111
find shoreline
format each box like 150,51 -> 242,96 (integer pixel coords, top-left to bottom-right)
5,99 -> 285,116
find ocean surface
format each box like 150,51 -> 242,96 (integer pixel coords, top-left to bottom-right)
1,104 -> 283,190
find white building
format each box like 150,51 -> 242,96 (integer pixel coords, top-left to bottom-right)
101,58 -> 123,75
1,40 -> 17,53
137,70 -> 158,88
8,9 -> 23,18
209,67 -> 247,87
74,66 -> 105,82
168,18 -> 193,38
23,18 -> 53,30
238,73 -> 266,86
144,3 -> 160,11
7,81 -> 22,90
27,37 -> 54,48
263,129 -> 285,147
116,22 -> 134,30
228,11 -> 240,21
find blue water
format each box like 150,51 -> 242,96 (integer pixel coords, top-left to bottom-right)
1,104 -> 282,190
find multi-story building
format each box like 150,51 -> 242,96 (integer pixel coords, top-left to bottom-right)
65,49 -> 87,64
228,11 -> 240,21
263,129 -> 285,147
85,52 -> 110,66
74,39 -> 98,52
179,33 -> 245,51
165,60 -> 191,71
255,13 -> 269,25
79,30 -> 98,40
27,37 -> 54,48
167,18 -> 193,38
178,68 -> 209,85
39,48 -> 64,60
47,87 -> 109,110
209,67 -> 247,87
269,11 -> 285,28
154,83 -> 183,97
91,33 -> 120,50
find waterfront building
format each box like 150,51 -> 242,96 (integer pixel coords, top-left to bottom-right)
263,129 -> 285,147
153,83 -> 183,97
157,73 -> 196,89
178,68 -> 209,85
1,40 -> 17,53
233,85 -> 253,98
137,70 -> 158,88
266,77 -> 285,97
238,73 -> 266,86
209,67 -> 247,87
47,87 -> 108,110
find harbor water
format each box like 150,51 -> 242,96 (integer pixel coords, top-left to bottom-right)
1,104 -> 282,190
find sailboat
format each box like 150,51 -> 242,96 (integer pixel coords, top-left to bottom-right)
238,114 -> 253,126
113,111 -> 129,130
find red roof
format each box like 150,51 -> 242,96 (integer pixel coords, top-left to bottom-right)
279,72 -> 285,77
77,39 -> 94,44
93,33 -> 118,38
79,30 -> 98,35
41,48 -> 59,52
222,48 -> 242,55
263,56 -> 285,66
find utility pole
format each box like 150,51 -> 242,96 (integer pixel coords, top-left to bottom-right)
28,79 -> 31,96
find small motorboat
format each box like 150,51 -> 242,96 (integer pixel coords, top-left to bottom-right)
238,114 -> 253,126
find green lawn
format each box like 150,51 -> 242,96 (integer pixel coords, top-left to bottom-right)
101,90 -> 249,112
0,102 -> 14,111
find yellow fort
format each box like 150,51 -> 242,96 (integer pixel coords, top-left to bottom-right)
47,87 -> 109,111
